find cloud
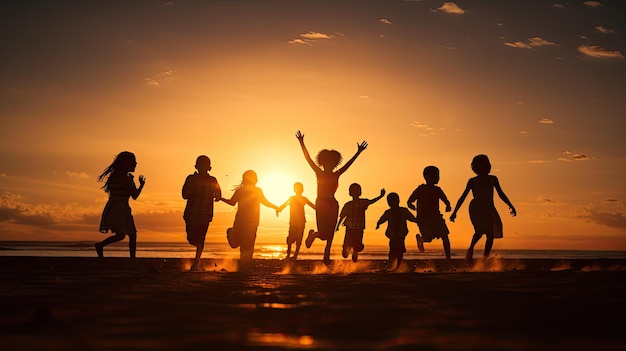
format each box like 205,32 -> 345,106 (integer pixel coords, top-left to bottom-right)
527,160 -> 550,164
572,154 -> 589,161
583,1 -> 602,7
504,37 -> 558,49
65,171 -> 90,179
539,118 -> 554,124
537,196 -> 559,204
145,70 -> 174,87
520,131 -> 529,135
595,26 -> 615,34
578,45 -> 624,60
288,31 -> 336,45
435,2 -> 466,14
559,150 -> 590,162
553,4 -> 565,8
587,209 -> 626,229
410,121 -> 437,136
380,18 -> 392,25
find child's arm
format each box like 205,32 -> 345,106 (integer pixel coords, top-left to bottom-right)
368,188 -> 386,205
440,189 -> 452,212
450,180 -> 471,222
336,215 -> 346,231
375,213 -> 387,229
130,174 -> 146,200
337,141 -> 368,174
407,189 -> 417,211
493,177 -> 516,217
277,197 -> 291,214
304,197 -> 316,210
404,208 -> 419,224
181,175 -> 192,200
296,131 -> 320,172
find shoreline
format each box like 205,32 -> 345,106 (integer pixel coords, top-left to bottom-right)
2,257 -> 626,350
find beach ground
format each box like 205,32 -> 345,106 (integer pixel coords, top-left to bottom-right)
1,257 -> 625,350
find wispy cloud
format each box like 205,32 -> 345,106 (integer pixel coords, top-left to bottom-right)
583,1 -> 602,8
527,160 -> 550,164
410,121 -> 441,136
578,45 -> 624,60
380,18 -> 392,25
288,31 -> 336,45
560,150 -> 590,162
65,171 -> 90,179
595,25 -> 615,34
587,208 -> 626,229
144,70 -> 173,87
434,2 -> 466,14
504,37 -> 558,49
553,4 -> 566,9
539,118 -> 554,124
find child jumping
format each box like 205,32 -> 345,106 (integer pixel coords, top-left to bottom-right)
336,183 -> 385,262
277,182 -> 316,261
449,154 -> 517,262
407,165 -> 452,259
295,130 -> 368,265
376,192 -> 418,271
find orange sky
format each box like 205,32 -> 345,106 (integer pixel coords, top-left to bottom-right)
1,1 -> 625,250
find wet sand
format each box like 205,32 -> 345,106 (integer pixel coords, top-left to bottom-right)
1,256 -> 625,350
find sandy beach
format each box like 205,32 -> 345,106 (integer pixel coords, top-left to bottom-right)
1,256 -> 625,350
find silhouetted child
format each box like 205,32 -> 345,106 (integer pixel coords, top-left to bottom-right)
221,170 -> 279,272
450,154 -> 516,262
277,182 -> 316,261
182,155 -> 222,271
336,184 -> 385,262
407,166 -> 452,259
376,192 -> 418,270
96,151 -> 146,259
295,130 -> 368,265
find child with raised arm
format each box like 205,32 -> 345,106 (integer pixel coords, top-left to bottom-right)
221,170 -> 280,272
336,184 -> 385,262
182,155 -> 222,271
407,166 -> 452,259
376,192 -> 418,271
295,130 -> 368,265
277,182 -> 316,261
449,154 -> 517,262
96,151 -> 146,259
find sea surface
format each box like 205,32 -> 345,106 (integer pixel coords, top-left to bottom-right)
1,240 -> 625,260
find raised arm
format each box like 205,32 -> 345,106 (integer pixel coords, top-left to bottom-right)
369,188 -> 386,205
494,177 -> 516,217
296,130 -> 320,172
337,141 -> 367,174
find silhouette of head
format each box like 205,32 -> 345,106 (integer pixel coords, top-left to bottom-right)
195,155 -> 211,173
348,183 -> 362,197
115,151 -> 137,173
293,182 -> 304,195
316,149 -> 342,170
471,154 -> 491,175
423,166 -> 440,185
386,192 -> 400,208
242,170 -> 258,185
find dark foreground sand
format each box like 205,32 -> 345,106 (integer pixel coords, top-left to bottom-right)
1,257 -> 625,350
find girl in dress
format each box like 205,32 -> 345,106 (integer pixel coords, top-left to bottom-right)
96,151 -> 146,259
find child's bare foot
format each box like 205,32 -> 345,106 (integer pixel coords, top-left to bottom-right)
305,230 -> 316,248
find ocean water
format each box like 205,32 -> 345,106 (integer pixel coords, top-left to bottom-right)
1,241 -> 625,260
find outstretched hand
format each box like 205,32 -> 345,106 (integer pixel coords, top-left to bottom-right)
138,175 -> 146,185
380,189 -> 386,197
510,207 -> 517,217
449,213 -> 456,222
357,141 -> 368,152
296,130 -> 304,142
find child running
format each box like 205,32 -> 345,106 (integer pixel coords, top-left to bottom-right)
407,165 -> 452,259
182,155 -> 222,271
336,183 -> 385,262
221,170 -> 280,272
295,130 -> 368,265
450,154 -> 517,262
376,192 -> 418,271
96,151 -> 146,259
277,182 -> 316,261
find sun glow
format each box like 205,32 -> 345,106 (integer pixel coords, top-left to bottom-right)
258,172 -> 298,205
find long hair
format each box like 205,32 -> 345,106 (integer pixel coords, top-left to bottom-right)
232,170 -> 258,191
98,151 -> 136,193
